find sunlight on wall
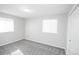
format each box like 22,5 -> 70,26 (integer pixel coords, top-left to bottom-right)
10,49 -> 24,55
42,19 -> 58,33
0,17 -> 14,33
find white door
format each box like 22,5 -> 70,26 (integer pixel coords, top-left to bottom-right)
67,6 -> 79,55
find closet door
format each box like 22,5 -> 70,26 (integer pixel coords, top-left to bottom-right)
67,6 -> 79,55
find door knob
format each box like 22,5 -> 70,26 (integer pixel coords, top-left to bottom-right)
69,40 -> 71,42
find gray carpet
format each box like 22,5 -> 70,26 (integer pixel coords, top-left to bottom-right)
0,39 -> 65,55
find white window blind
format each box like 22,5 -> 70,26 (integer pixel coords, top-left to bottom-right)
42,20 -> 58,33
0,17 -> 14,33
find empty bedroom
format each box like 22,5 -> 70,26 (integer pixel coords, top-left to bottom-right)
0,4 -> 79,55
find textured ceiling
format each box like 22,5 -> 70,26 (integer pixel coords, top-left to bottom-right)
0,4 -> 74,18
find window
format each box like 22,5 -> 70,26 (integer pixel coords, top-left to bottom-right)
42,19 -> 58,33
0,17 -> 14,33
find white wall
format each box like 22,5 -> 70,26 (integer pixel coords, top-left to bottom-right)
0,12 -> 25,46
25,14 -> 68,49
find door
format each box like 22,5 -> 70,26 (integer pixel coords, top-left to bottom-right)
67,6 -> 79,55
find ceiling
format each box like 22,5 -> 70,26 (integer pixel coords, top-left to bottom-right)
0,4 -> 74,18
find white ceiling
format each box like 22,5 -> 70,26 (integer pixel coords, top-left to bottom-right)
0,4 -> 74,18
